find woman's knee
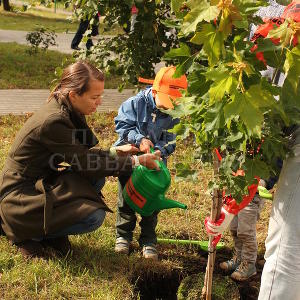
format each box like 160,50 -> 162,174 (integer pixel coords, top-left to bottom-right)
85,209 -> 106,231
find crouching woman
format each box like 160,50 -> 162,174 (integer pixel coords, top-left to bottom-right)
0,61 -> 160,258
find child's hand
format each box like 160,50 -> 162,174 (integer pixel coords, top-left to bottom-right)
115,144 -> 139,156
139,138 -> 154,153
138,151 -> 162,170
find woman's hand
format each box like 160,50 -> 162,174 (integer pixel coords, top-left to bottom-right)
137,150 -> 161,170
139,138 -> 154,153
115,144 -> 139,156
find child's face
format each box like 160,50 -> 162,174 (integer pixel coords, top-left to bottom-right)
69,79 -> 104,115
154,94 -> 174,110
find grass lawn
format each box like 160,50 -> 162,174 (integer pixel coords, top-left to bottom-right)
0,8 -> 78,33
0,112 -> 272,299
0,42 -> 72,89
0,43 -> 132,89
0,7 -> 123,35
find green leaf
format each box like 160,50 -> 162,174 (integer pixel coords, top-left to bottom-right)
204,102 -> 225,132
175,162 -> 198,181
204,64 -> 229,81
171,0 -> 185,17
164,96 -> 197,118
255,38 -> 281,53
209,75 -> 237,103
224,92 -> 263,135
268,20 -> 291,47
164,43 -> 191,60
246,85 -> 276,108
170,123 -> 190,139
181,4 -> 220,35
232,18 -> 248,29
190,24 -> 224,65
226,131 -> 243,142
284,46 -> 300,93
173,54 -> 196,77
244,158 -> 270,184
188,71 -> 211,96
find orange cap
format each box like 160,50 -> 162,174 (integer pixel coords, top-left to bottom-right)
139,66 -> 188,109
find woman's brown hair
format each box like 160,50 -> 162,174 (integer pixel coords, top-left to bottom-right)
48,61 -> 104,103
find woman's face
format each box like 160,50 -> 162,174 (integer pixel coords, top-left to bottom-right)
69,79 -> 104,115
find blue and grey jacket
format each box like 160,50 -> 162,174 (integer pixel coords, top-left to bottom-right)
114,87 -> 179,159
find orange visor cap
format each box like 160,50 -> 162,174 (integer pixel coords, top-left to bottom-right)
152,66 -> 188,109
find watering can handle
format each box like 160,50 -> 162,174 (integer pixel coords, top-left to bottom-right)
150,147 -> 163,170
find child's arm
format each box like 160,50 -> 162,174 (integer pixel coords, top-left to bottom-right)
115,99 -> 145,146
154,118 -> 179,158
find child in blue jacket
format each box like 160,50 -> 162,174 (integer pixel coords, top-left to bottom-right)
114,66 -> 187,259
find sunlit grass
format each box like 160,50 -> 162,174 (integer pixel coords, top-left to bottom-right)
0,113 -> 271,299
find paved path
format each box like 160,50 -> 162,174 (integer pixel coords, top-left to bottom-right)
0,29 -> 132,114
0,89 -> 135,115
0,28 -> 164,114
0,29 -> 81,54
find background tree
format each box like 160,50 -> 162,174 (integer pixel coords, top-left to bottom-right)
70,0 -> 179,89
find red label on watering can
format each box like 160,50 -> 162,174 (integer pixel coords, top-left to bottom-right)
126,178 -> 147,209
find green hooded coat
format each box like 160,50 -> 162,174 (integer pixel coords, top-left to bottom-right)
0,98 -> 132,243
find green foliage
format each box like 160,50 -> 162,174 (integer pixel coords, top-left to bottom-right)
25,26 -> 57,54
73,0 -> 300,203
72,0 -> 178,88
166,0 -> 299,202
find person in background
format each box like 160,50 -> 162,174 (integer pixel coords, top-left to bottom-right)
114,66 -> 187,260
130,4 -> 138,32
71,14 -> 99,50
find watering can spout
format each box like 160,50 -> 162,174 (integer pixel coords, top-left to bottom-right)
159,196 -> 187,211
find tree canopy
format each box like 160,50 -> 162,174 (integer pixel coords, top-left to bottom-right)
73,0 -> 300,202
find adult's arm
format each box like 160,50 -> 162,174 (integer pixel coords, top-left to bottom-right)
40,113 -> 133,179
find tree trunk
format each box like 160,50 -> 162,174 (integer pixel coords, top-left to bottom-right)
202,151 -> 223,300
3,0 -> 11,11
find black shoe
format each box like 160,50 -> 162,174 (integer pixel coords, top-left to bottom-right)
42,236 -> 71,256
15,240 -> 44,259
71,46 -> 80,50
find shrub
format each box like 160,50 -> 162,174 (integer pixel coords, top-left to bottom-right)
25,26 -> 57,55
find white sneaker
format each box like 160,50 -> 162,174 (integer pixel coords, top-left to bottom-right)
142,244 -> 158,260
115,237 -> 130,255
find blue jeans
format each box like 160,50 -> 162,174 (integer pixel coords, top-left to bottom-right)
46,178 -> 106,238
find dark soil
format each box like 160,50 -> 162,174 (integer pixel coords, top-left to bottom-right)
130,244 -> 263,300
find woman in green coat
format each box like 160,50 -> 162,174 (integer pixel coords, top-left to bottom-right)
0,61 -> 160,258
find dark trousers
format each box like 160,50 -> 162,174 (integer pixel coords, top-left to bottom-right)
71,19 -> 98,50
116,174 -> 158,246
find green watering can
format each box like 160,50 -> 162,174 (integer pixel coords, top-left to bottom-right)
123,153 -> 187,216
